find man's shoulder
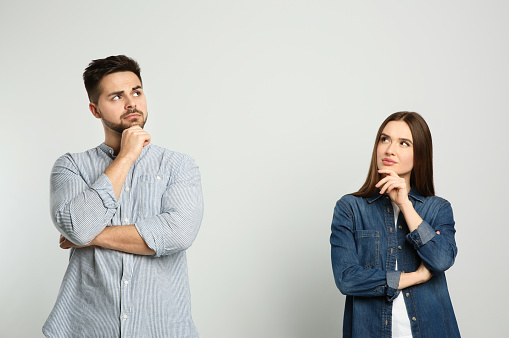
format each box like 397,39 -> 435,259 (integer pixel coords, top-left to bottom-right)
53,145 -> 103,166
146,144 -> 196,164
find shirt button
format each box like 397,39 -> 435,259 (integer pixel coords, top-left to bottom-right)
398,245 -> 402,250
412,317 -> 416,321
406,293 -> 410,297
124,280 -> 129,285
156,176 -> 161,180
125,187 -> 130,192
124,217 -> 129,223
123,314 -> 128,319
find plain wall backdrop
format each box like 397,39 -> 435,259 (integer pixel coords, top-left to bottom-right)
1,1 -> 508,337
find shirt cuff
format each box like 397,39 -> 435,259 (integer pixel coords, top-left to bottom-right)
90,174 -> 119,209
386,270 -> 401,301
406,221 -> 436,249
135,217 -> 163,257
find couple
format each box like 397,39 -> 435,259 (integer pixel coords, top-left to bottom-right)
43,55 -> 460,337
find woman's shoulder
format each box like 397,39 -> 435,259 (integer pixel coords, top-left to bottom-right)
415,193 -> 453,212
335,193 -> 372,211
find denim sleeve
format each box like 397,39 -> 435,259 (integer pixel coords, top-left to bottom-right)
331,198 -> 399,301
135,156 -> 203,257
50,155 -> 118,246
405,201 -> 458,274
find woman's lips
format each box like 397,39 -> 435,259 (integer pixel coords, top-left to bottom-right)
382,158 -> 397,165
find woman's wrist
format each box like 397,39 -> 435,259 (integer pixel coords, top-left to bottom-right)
398,199 -> 413,212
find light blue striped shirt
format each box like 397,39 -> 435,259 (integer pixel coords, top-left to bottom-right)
43,143 -> 203,338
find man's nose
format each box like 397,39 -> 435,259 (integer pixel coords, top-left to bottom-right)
125,97 -> 136,109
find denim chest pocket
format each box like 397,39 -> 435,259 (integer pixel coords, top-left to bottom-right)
354,230 -> 380,269
137,174 -> 168,217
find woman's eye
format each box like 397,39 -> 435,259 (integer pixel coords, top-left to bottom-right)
401,141 -> 409,147
380,136 -> 389,143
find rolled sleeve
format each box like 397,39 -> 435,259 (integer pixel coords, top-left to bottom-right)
386,270 -> 401,301
406,200 -> 457,273
135,156 -> 203,257
90,174 -> 119,209
51,155 -> 118,245
331,198 -> 398,299
406,221 -> 436,249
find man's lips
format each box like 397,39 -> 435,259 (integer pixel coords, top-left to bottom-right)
124,113 -> 141,120
382,158 -> 397,165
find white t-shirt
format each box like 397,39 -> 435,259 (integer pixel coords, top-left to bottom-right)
391,202 -> 413,338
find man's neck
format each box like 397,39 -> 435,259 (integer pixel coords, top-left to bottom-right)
104,132 -> 122,156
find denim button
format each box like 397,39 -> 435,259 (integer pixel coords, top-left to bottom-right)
412,317 -> 416,321
405,293 -> 410,297
398,245 -> 402,250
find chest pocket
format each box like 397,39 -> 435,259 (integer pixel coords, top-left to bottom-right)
354,230 -> 380,269
137,174 -> 168,217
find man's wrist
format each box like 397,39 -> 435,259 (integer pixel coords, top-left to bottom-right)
115,152 -> 136,166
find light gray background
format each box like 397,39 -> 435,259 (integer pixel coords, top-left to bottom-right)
1,1 -> 507,337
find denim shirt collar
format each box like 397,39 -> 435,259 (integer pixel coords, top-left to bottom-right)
366,187 -> 425,204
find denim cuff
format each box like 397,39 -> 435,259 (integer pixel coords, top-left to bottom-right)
406,221 -> 436,249
91,173 -> 119,209
386,270 -> 401,301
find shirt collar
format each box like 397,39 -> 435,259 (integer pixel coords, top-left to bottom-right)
98,142 -> 151,163
366,187 -> 425,204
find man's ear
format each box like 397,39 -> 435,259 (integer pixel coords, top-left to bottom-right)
89,103 -> 101,119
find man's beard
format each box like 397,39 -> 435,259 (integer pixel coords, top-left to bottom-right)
102,109 -> 148,134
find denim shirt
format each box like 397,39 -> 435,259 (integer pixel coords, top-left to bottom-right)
330,188 -> 460,338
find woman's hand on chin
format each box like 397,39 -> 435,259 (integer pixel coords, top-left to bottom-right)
376,169 -> 410,207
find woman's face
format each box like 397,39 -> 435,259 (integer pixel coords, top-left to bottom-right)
376,120 -> 414,182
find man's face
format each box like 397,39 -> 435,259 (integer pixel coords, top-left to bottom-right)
90,71 -> 148,133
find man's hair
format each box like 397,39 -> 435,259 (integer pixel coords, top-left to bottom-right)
83,55 -> 142,103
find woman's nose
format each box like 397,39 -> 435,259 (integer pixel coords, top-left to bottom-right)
385,143 -> 395,155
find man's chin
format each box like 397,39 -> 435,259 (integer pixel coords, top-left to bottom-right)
124,120 -> 145,129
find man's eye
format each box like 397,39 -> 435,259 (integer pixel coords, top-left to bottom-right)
133,91 -> 141,97
112,95 -> 120,101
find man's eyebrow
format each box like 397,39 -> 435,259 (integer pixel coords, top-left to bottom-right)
107,90 -> 124,97
132,85 -> 142,91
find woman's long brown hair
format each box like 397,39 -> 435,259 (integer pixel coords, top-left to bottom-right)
352,112 -> 435,197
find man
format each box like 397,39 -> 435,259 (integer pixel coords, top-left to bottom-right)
43,55 -> 203,337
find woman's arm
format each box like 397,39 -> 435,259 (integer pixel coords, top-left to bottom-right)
398,262 -> 432,289
331,198 -> 400,300
376,170 -> 458,274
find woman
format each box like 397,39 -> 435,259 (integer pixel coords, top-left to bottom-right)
330,112 -> 460,337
